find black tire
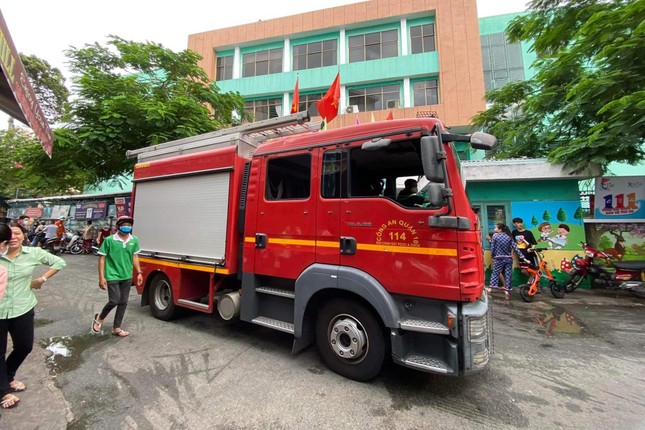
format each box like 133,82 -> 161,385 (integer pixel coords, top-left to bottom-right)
315,298 -> 386,382
69,243 -> 83,255
44,244 -> 58,255
550,280 -> 566,298
519,283 -> 535,302
149,274 -> 178,321
562,272 -> 585,293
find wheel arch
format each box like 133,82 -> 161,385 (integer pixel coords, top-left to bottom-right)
292,264 -> 399,353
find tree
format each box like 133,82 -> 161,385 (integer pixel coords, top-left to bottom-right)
472,0 -> 645,173
573,206 -> 584,225
21,54 -> 69,124
0,128 -> 85,199
35,36 -> 248,186
542,210 -> 551,222
556,208 -> 566,223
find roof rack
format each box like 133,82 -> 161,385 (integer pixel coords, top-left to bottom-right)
126,111 -> 322,162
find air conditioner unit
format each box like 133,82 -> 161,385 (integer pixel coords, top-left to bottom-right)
345,105 -> 359,113
386,100 -> 400,109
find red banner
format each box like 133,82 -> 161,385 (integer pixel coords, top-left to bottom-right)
0,10 -> 54,157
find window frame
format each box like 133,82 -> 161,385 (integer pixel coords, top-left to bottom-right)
242,47 -> 284,78
292,38 -> 338,71
348,29 -> 399,63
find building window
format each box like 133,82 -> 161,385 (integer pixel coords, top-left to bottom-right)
348,29 -> 398,63
266,154 -> 311,200
481,32 -> 525,92
472,202 -> 510,248
294,93 -> 325,115
348,84 -> 400,112
216,55 -> 234,81
293,39 -> 337,71
242,48 -> 283,77
245,98 -> 282,121
412,79 -> 439,106
410,23 -> 435,54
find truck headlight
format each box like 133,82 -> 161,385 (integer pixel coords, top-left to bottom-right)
468,315 -> 488,342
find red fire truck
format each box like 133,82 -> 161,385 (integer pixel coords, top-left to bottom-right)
127,111 -> 496,381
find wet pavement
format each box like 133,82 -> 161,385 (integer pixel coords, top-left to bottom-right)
1,255 -> 644,429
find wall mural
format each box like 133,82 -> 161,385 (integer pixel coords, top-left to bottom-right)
484,200 -> 585,287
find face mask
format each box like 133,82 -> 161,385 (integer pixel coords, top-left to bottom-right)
411,187 -> 418,193
22,220 -> 29,226
118,226 -> 132,234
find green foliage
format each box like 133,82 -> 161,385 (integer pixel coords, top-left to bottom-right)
20,54 -> 69,124
472,0 -> 645,172
44,36 -> 247,184
542,210 -> 551,221
0,128 -> 86,199
573,206 -> 584,224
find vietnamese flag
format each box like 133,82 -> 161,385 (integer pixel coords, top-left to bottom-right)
386,111 -> 393,120
290,77 -> 300,114
316,72 -> 340,123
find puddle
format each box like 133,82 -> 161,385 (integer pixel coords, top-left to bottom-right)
40,334 -> 110,375
34,318 -> 55,328
535,304 -> 584,336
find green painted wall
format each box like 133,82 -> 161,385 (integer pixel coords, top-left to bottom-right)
467,179 -> 580,201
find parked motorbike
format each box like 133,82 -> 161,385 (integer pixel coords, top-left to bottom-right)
60,230 -> 83,255
562,242 -> 645,298
42,237 -> 63,255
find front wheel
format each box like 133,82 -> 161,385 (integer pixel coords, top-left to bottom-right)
550,280 -> 566,298
149,274 -> 179,321
563,272 -> 585,293
519,283 -> 535,302
316,298 -> 386,382
69,242 -> 83,255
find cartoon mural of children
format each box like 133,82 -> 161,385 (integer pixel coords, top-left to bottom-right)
547,224 -> 570,249
538,222 -> 552,244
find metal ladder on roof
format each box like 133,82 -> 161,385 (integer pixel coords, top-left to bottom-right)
126,111 -> 323,162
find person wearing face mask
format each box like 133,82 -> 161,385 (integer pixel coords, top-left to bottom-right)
17,216 -> 31,246
0,222 -> 66,409
396,178 -> 428,207
92,216 -> 143,337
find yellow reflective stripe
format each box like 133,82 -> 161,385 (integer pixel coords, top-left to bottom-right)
139,257 -> 230,274
316,240 -> 339,248
269,238 -> 313,246
243,237 -> 455,256
357,243 -> 457,256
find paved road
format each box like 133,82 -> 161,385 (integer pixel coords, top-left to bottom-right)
2,254 -> 644,429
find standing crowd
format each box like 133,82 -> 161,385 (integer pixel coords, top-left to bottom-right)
0,214 -> 142,410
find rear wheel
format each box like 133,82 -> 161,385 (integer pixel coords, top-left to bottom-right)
563,273 -> 585,293
315,298 -> 386,382
150,274 -> 178,321
519,283 -> 535,302
550,280 -> 566,298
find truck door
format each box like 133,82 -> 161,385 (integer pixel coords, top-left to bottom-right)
316,149 -> 346,266
338,140 -> 460,301
253,151 -> 316,280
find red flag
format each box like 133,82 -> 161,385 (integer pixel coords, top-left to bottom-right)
290,77 -> 300,114
316,72 -> 340,123
354,115 -> 360,125
386,111 -> 393,120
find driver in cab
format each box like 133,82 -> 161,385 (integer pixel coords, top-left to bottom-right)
396,179 -> 429,207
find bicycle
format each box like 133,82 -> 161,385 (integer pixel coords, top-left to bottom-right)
519,248 -> 566,302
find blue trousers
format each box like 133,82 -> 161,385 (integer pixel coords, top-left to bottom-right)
490,257 -> 513,291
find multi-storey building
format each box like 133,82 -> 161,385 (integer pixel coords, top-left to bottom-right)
188,0 -> 485,129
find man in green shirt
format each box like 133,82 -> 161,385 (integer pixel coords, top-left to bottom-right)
92,216 -> 143,337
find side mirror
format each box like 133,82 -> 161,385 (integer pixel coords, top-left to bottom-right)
469,132 -> 497,150
420,136 -> 445,183
426,183 -> 447,207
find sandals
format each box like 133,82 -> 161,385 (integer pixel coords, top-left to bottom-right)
91,313 -> 102,333
9,380 -> 25,392
112,329 -> 129,337
1,393 -> 20,409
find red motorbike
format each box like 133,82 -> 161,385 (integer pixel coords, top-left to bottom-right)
563,242 -> 645,298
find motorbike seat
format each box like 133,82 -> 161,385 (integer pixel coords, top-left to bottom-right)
612,260 -> 645,271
